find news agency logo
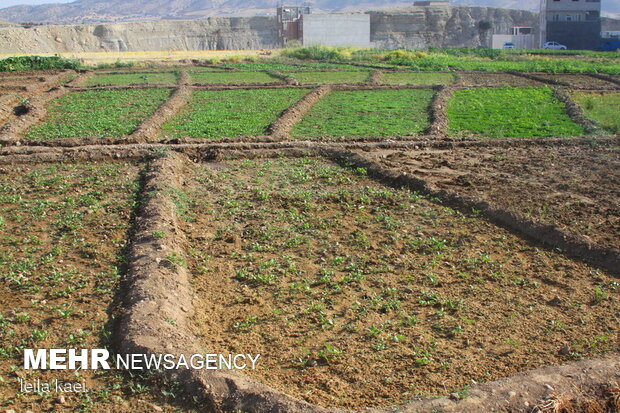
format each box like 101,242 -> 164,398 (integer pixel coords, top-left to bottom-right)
23,349 -> 261,371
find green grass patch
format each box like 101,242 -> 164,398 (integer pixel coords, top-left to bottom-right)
293,89 -> 433,138
572,92 -> 620,133
25,88 -> 170,140
189,71 -> 279,84
381,72 -> 455,85
161,88 -> 308,139
85,72 -> 178,85
288,71 -> 370,84
447,86 -> 585,138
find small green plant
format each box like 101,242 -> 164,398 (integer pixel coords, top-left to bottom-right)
317,343 -> 343,363
166,252 -> 187,268
151,231 -> 166,239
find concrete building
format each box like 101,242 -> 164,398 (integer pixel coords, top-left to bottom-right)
541,0 -> 602,49
302,14 -> 371,47
276,5 -> 311,46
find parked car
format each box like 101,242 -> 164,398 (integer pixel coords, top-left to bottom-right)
543,41 -> 568,50
594,41 -> 620,51
503,42 -> 516,49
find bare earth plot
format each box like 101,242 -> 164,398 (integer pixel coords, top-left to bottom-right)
0,162 -> 188,412
366,144 -> 619,253
533,74 -> 619,90
0,62 -> 618,413
182,157 -> 618,409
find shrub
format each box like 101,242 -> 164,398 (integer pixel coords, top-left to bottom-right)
0,55 -> 81,71
281,45 -> 348,61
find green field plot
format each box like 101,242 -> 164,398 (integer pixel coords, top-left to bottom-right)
380,72 -> 455,85
294,62 -> 363,69
188,71 -> 279,84
219,62 -> 309,71
572,92 -> 620,133
288,71 -> 371,84
447,86 -> 585,138
293,89 -> 433,138
85,72 -> 178,85
161,88 -> 308,139
25,88 -> 170,140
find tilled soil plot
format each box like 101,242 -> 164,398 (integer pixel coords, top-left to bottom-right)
366,144 -> 619,253
181,157 -> 619,410
534,74 -> 619,89
458,73 -> 541,87
0,162 -> 189,412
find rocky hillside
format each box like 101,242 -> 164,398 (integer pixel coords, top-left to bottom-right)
371,6 -> 537,49
0,0 -> 618,23
0,0 -> 411,23
0,6 -> 540,53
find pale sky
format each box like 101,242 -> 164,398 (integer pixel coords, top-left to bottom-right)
0,0 -> 75,7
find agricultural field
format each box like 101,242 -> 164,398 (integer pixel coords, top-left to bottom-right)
368,144 -> 620,251
85,72 -> 179,86
447,86 -> 585,138
161,88 -> 308,139
380,72 -> 455,85
218,62 -> 309,71
532,74 -> 618,90
24,88 -> 171,141
571,92 -> 620,133
183,157 -> 618,409
0,54 -> 618,412
293,89 -> 434,139
188,71 -> 279,84
287,71 -> 371,84
0,162 -> 186,412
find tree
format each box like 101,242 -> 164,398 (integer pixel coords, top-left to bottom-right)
478,20 -> 493,47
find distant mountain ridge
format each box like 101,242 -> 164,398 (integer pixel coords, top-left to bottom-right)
0,0 -> 617,24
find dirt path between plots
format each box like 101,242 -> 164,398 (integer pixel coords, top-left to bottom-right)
0,136 -> 617,163
426,85 -> 451,137
268,85 -> 331,139
131,73 -> 192,142
551,87 -> 600,134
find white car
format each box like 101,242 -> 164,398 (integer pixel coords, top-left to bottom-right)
503,42 -> 516,49
543,41 -> 567,50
